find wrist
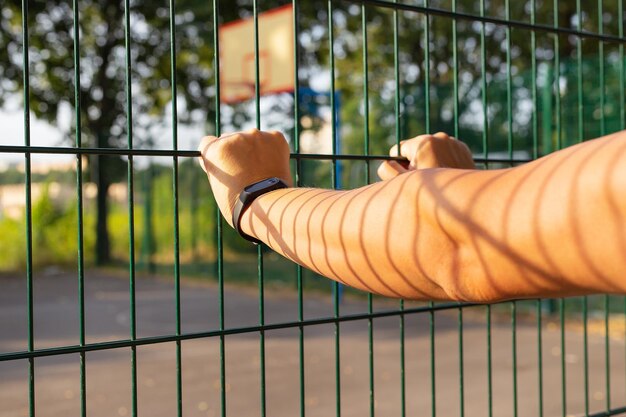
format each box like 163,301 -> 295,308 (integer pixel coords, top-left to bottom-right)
239,188 -> 290,242
239,196 -> 260,239
231,177 -> 289,244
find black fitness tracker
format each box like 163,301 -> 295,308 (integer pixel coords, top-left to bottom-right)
232,177 -> 288,244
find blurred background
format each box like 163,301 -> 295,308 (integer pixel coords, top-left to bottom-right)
1,1 -> 626,416
0,0 -> 624,272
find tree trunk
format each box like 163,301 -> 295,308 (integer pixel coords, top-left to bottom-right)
95,133 -> 111,265
95,170 -> 111,265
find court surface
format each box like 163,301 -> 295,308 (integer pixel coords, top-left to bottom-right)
0,270 -> 623,417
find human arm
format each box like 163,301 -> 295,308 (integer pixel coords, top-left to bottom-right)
199,129 -> 626,302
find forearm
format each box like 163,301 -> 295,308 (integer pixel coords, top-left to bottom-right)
240,174 -> 455,300
458,131 -> 626,300
240,131 -> 626,302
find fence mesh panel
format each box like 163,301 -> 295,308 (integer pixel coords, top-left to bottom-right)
1,0 -> 626,416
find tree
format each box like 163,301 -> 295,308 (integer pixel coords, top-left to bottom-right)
0,0 -> 219,263
1,0 -> 620,263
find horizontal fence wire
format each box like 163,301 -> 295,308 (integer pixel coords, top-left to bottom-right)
0,301 -> 485,362
8,0 -> 626,416
340,0 -> 626,43
588,406 -> 626,417
0,145 -> 533,164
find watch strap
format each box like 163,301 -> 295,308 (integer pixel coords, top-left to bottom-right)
232,177 -> 288,244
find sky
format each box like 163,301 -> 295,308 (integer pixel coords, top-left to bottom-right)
0,106 -> 208,168
0,73 -> 332,169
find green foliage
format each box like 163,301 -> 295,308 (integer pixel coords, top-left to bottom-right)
0,160 -> 259,271
1,0 -> 624,268
0,184 -> 96,269
0,216 -> 25,270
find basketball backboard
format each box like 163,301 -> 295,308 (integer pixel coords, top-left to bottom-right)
219,4 -> 295,104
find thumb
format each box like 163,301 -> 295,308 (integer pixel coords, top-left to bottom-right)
377,160 -> 408,181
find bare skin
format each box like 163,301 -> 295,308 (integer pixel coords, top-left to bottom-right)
198,129 -> 626,302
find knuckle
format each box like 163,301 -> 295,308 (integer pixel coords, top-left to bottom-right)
198,136 -> 216,152
418,136 -> 435,149
231,131 -> 246,140
278,137 -> 290,152
222,132 -> 246,147
458,141 -> 472,153
377,163 -> 388,177
268,130 -> 284,139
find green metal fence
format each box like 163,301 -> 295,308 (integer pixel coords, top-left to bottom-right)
2,0 -> 626,416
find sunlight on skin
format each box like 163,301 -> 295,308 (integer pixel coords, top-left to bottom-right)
199,129 -> 626,302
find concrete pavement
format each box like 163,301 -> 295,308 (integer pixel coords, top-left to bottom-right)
0,269 -> 624,417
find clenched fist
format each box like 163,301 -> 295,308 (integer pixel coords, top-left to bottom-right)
198,128 -> 293,227
377,132 -> 475,180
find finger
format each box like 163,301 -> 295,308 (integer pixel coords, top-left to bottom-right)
377,160 -> 408,181
218,131 -> 238,140
389,140 -> 409,158
262,130 -> 289,146
460,143 -> 477,169
391,136 -> 432,160
433,132 -> 450,140
266,130 -> 286,140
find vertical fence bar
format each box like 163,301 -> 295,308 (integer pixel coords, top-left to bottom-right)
576,0 -> 584,145
429,300 -> 436,417
531,0 -> 538,160
21,0 -> 35,415
458,302 -> 464,417
72,0 -> 87,415
211,1 -> 226,416
392,2 -> 406,416
362,4 -> 374,417
422,2 -> 435,416
451,1 -> 464,414
486,304 -> 492,417
252,2 -> 266,416
597,0 -> 611,412
122,0 -> 138,415
560,299 -> 567,417
575,2 -> 589,415
536,298 -> 543,417
423,1 -> 430,134
479,0 -> 488,163
328,2 -> 341,416
604,295 -> 610,412
511,300 -> 517,417
504,4 -> 517,414
505,0 -> 512,162
532,1 -> 543,415
168,0 -> 183,415
582,297 -> 589,416
479,0 -> 491,415
291,3 -> 305,416
556,15 -> 569,417
395,0 -> 402,155
553,0 -> 561,151
452,0 -> 459,140
598,0 -> 605,138
620,0 -> 625,134
613,0 -> 626,410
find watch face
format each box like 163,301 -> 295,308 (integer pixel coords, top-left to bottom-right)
245,178 -> 278,193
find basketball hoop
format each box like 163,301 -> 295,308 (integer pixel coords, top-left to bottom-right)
219,5 -> 295,104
